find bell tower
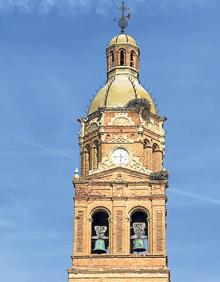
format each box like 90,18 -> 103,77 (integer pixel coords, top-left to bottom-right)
68,2 -> 170,281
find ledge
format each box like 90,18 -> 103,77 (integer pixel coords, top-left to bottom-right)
73,254 -> 167,259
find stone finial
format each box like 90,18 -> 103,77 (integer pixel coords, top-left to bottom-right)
73,168 -> 80,182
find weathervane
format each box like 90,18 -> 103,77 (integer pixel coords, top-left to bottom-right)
117,1 -> 131,33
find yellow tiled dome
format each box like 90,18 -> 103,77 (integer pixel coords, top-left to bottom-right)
88,75 -> 156,115
109,33 -> 137,47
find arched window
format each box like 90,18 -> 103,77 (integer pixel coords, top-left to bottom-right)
120,49 -> 125,66
130,50 -> 135,68
130,210 -> 148,254
91,210 -> 109,254
110,51 -> 115,68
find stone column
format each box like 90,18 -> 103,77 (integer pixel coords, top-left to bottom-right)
92,144 -> 99,170
85,150 -> 90,175
80,151 -> 84,177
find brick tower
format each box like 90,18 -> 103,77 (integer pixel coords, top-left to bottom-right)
68,4 -> 170,281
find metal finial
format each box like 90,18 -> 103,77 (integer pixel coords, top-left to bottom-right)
117,1 -> 131,33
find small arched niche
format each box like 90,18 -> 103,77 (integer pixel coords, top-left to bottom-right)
153,143 -> 159,152
130,210 -> 148,254
91,210 -> 109,254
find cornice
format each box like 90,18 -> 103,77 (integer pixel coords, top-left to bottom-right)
74,195 -> 167,201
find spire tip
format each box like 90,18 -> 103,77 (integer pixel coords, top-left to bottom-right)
117,1 -> 131,33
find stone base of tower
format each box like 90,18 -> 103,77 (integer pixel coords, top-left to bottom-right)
68,255 -> 170,282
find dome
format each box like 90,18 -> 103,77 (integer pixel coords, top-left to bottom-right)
109,33 -> 137,47
88,75 -> 157,115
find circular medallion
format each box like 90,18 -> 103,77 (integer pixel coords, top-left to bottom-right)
112,148 -> 129,165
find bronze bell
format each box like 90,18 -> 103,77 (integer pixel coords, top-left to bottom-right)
132,238 -> 146,252
92,226 -> 108,254
93,239 -> 107,254
131,222 -> 147,253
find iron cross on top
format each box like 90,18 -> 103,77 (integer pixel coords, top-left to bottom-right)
117,1 -> 131,33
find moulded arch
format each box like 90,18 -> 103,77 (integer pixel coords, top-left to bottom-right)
90,206 -> 111,218
152,143 -> 162,172
93,139 -> 99,147
92,140 -> 99,150
129,206 -> 150,218
118,48 -> 126,53
143,138 -> 150,148
130,49 -> 136,56
153,143 -> 160,152
85,144 -> 91,151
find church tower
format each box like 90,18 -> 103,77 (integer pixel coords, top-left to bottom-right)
68,3 -> 170,281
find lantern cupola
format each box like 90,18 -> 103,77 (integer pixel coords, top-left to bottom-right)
107,33 -> 140,79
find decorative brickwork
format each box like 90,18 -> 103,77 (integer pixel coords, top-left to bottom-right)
156,210 -> 163,253
116,210 -> 123,253
76,211 -> 84,253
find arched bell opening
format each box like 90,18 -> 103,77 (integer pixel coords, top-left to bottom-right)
91,211 -> 109,254
110,51 -> 115,68
130,210 -> 148,254
119,49 -> 126,66
130,50 -> 135,68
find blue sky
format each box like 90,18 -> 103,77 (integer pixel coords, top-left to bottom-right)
0,0 -> 220,281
